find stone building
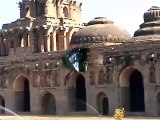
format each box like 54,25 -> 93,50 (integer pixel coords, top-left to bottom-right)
0,0 -> 160,117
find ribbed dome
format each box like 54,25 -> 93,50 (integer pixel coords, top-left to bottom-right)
70,17 -> 131,48
134,6 -> 160,37
144,6 -> 160,22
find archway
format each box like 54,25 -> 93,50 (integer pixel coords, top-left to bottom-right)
65,72 -> 86,112
119,68 -> 145,112
63,6 -> 69,18
97,92 -> 109,115
0,95 -> 5,114
76,74 -> 86,111
41,92 -> 56,115
14,75 -> 30,112
130,70 -> 145,112
102,98 -> 109,115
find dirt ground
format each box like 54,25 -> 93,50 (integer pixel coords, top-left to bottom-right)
0,116 -> 160,120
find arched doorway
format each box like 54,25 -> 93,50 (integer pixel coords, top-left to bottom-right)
130,70 -> 145,112
119,68 -> 145,112
102,98 -> 109,115
97,92 -> 109,115
0,95 -> 5,114
14,75 -> 30,112
41,92 -> 56,115
76,74 -> 86,111
65,72 -> 86,112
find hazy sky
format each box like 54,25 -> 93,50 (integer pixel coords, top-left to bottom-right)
0,0 -> 160,36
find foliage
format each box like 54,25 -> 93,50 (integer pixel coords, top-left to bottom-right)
114,108 -> 125,120
62,48 -> 89,72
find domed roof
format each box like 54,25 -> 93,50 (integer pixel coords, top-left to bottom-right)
70,17 -> 131,48
134,6 -> 160,37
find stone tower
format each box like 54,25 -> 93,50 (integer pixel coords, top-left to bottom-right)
1,0 -> 82,56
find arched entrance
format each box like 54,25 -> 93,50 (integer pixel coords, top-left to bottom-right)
41,92 -> 56,115
65,72 -> 86,112
102,98 -> 109,115
119,68 -> 145,112
97,92 -> 109,115
130,70 -> 144,112
14,75 -> 30,112
76,74 -> 86,111
0,95 -> 5,114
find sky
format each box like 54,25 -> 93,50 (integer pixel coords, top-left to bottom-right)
0,0 -> 160,36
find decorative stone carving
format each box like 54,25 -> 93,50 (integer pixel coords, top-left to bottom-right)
54,72 -> 60,86
37,74 -> 42,87
45,71 -> 51,87
149,65 -> 156,83
106,67 -> 113,84
89,70 -> 95,85
50,71 -> 60,87
33,73 -> 43,87
33,73 -> 37,87
98,69 -> 106,84
3,78 -> 10,88
0,74 -> 9,88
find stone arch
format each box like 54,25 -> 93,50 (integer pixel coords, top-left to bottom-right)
33,74 -> 42,87
98,69 -> 106,84
119,67 -> 145,112
97,92 -> 109,115
65,71 -> 86,112
89,70 -> 95,85
54,72 -> 60,86
13,75 -> 30,112
0,95 -> 5,114
63,6 -> 69,18
149,65 -> 156,83
106,67 -> 113,84
40,92 -> 56,115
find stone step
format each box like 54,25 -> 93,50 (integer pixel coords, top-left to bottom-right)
125,112 -> 145,116
69,111 -> 88,115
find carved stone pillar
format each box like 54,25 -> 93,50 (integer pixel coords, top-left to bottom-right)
64,28 -> 68,50
30,29 -> 37,53
44,34 -> 50,52
53,28 -> 58,51
50,27 -> 57,51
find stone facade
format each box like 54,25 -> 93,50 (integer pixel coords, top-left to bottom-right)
0,0 -> 160,117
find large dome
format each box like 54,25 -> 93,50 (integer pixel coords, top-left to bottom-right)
70,17 -> 131,48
